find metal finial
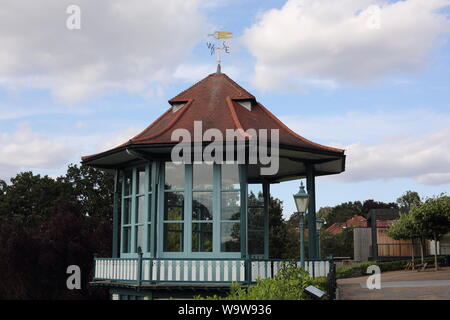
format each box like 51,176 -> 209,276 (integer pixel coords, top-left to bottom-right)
217,63 -> 221,74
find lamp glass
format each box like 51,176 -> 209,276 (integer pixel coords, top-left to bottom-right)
293,182 -> 309,213
316,218 -> 325,231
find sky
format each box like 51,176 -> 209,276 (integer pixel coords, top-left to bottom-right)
0,0 -> 450,218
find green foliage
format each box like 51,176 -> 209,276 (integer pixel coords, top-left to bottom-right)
321,227 -> 354,258
412,195 -> 450,241
387,212 -> 420,241
0,172 -> 66,224
396,190 -> 421,213
0,165 -> 113,299
198,264 -> 328,300
336,256 -> 448,279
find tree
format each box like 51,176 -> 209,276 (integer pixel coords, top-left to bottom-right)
59,164 -> 114,219
0,165 -> 113,299
268,196 -> 291,259
361,199 -> 398,217
412,196 -> 450,270
326,201 -> 362,225
316,206 -> 333,223
320,227 -> 354,258
0,172 -> 65,225
388,212 -> 421,268
396,191 -> 421,213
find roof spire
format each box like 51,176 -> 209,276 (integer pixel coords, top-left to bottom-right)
207,31 -> 232,74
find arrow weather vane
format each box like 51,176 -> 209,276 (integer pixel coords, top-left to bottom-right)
207,31 -> 233,73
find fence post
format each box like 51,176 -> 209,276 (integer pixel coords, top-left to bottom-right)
93,253 -> 97,280
246,257 -> 252,284
327,255 -> 336,300
137,248 -> 143,287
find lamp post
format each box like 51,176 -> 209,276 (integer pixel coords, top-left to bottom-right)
315,218 -> 326,258
293,181 -> 309,267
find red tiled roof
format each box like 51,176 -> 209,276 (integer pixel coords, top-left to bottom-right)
324,215 -> 368,235
82,72 -> 344,161
325,222 -> 347,235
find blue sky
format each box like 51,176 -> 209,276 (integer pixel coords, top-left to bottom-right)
1,0 -> 449,217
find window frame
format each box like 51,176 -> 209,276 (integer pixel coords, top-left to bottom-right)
120,163 -> 153,258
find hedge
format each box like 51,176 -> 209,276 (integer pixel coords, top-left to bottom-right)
336,256 -> 448,279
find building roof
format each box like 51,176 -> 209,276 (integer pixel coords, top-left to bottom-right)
82,71 -> 346,182
325,215 -> 368,235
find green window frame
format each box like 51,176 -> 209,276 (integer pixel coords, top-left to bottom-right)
162,162 -> 185,253
158,162 -> 244,258
120,163 -> 152,258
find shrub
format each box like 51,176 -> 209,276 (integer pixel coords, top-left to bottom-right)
198,263 -> 328,300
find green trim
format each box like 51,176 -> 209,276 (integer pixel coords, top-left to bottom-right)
112,170 -> 120,258
306,164 -> 317,259
263,181 -> 270,259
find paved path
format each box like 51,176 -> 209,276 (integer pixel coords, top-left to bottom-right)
337,267 -> 450,300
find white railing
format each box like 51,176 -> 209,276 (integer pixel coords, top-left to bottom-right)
93,257 -> 331,283
94,258 -> 246,283
250,260 -> 330,281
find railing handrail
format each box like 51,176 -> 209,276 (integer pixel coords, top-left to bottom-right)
94,257 -> 331,262
93,257 -> 331,283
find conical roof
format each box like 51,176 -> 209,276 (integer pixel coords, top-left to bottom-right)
82,71 -> 345,182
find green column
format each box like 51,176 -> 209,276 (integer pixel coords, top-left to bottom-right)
112,170 -> 120,258
306,163 -> 317,259
263,181 -> 270,259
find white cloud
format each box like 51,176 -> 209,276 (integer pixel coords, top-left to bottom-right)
0,0 -> 209,104
0,126 -> 75,180
281,109 -> 450,145
98,127 -> 142,152
242,0 -> 450,91
337,126 -> 450,184
282,109 -> 450,185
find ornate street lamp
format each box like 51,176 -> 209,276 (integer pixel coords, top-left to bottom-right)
293,181 -> 309,267
315,218 -> 326,258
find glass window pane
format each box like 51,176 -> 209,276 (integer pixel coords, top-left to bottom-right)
165,162 -> 184,190
249,230 -> 264,255
248,207 -> 264,232
193,163 -> 213,190
135,225 -> 144,252
192,192 -> 213,221
221,222 -> 240,252
136,196 -> 145,224
222,164 -> 240,190
122,227 -> 131,253
164,223 -> 184,252
137,167 -> 146,194
123,198 -> 131,224
124,170 -> 132,196
164,192 -> 184,220
192,223 -> 213,252
221,192 -> 240,220
248,184 -> 264,207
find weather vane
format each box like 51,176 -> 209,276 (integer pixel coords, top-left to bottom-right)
207,31 -> 233,73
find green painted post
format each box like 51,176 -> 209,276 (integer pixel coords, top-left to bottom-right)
137,248 -> 143,286
263,181 -> 270,259
306,164 -> 317,259
112,170 -> 120,258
